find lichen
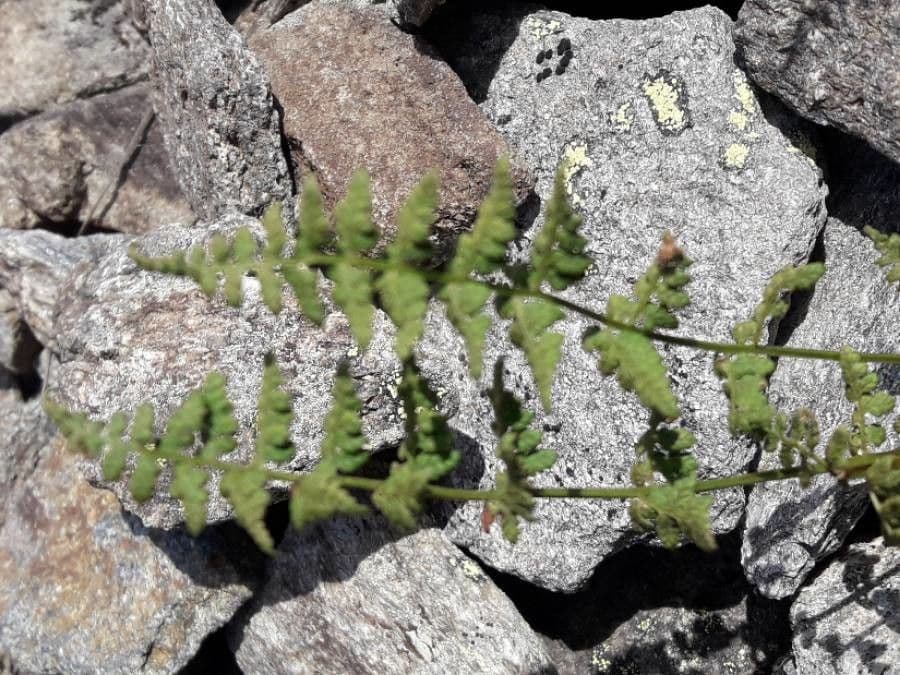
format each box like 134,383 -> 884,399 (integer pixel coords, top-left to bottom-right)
612,102 -> 634,132
723,143 -> 749,169
561,143 -> 593,206
526,16 -> 562,39
642,73 -> 689,135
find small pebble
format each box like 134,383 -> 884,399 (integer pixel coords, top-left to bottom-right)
557,37 -> 571,54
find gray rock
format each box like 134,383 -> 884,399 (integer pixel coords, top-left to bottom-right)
789,538 -> 899,675
0,290 -> 41,376
0,84 -> 195,234
742,139 -> 900,599
735,0 -> 900,165
389,0 -> 446,27
249,3 -> 532,258
236,0 -> 444,34
30,220 -> 404,529
0,433 -> 260,675
0,0 -> 149,125
423,5 -> 827,592
141,0 -> 292,221
0,230 -> 96,348
0,398 -> 52,529
231,518 -> 553,674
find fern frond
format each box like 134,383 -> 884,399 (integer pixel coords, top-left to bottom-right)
582,233 -> 691,421
499,297 -> 565,410
220,467 -> 273,553
372,360 -> 460,529
440,158 -> 517,377
170,464 -> 209,535
290,365 -> 370,530
485,361 -> 558,542
256,354 -> 296,465
377,172 -> 438,359
529,167 -> 590,292
865,226 -> 900,286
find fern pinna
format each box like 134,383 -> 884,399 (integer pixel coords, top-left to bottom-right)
47,159 -> 900,552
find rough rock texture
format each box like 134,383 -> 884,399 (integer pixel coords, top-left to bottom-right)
5,222 -> 403,529
390,0 -> 446,27
0,434 -> 260,674
735,0 -> 900,165
742,138 -> 900,599
236,0 -> 445,35
497,533 -> 792,675
423,5 -> 827,592
0,230 -> 96,348
0,84 -> 195,234
0,399 -> 53,529
250,3 -> 532,257
789,538 -> 899,675
0,290 -> 41,376
231,518 -> 553,673
141,0 -> 292,221
0,0 -> 149,126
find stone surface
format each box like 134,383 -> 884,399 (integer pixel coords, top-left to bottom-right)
236,0 -> 445,35
0,290 -> 41,376
0,435 -> 260,675
735,0 -> 900,165
789,538 -> 899,675
141,0 -> 292,221
742,138 -> 900,599
0,398 -> 52,529
250,3 -> 532,257
0,0 -> 149,126
231,518 -> 553,674
0,230 -> 96,348
23,220 -> 404,529
0,84 -> 195,234
422,4 -> 827,592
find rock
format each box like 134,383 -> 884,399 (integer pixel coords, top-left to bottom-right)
0,84 -> 195,234
249,3 -> 532,257
0,0 -> 149,126
28,220 -> 404,529
141,0 -> 292,221
789,538 -> 899,674
735,0 -> 900,165
420,5 -> 827,592
0,290 -> 41,376
389,0 -> 446,27
0,398 -> 53,529
230,518 -> 553,673
0,433 -> 261,674
236,0 -> 445,35
0,230 -> 97,348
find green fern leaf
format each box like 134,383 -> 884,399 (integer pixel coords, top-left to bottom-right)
499,297 -> 565,410
256,355 -> 296,465
158,390 -> 206,456
200,374 -> 238,459
529,167 -> 590,292
630,485 -> 716,551
715,354 -> 777,437
220,467 -> 274,554
170,464 -> 209,536
377,172 -> 438,359
130,454 -> 162,503
372,360 -> 459,529
440,158 -> 517,376
865,226 -> 900,286
584,328 -> 680,420
290,470 -> 368,530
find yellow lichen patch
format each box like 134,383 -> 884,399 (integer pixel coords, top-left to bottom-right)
526,16 -> 562,39
612,102 -> 634,132
642,75 -> 688,134
728,110 -> 749,131
723,142 -> 749,169
561,143 -> 593,206
734,72 -> 757,115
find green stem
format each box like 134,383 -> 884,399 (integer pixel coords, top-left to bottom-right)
296,254 -> 900,366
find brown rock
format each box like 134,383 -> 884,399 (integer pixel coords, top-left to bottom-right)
0,84 -> 195,234
250,3 -> 532,256
0,435 -> 260,674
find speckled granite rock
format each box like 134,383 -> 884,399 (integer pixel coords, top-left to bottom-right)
0,84 -> 194,234
735,0 -> 900,165
0,0 -> 149,127
140,0 -> 292,220
0,398 -> 52,529
788,538 -> 899,675
5,221 -> 403,529
237,0 -> 445,35
0,435 -> 260,674
423,4 -> 827,592
742,137 -> 900,600
231,519 -> 553,674
250,3 -> 532,257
